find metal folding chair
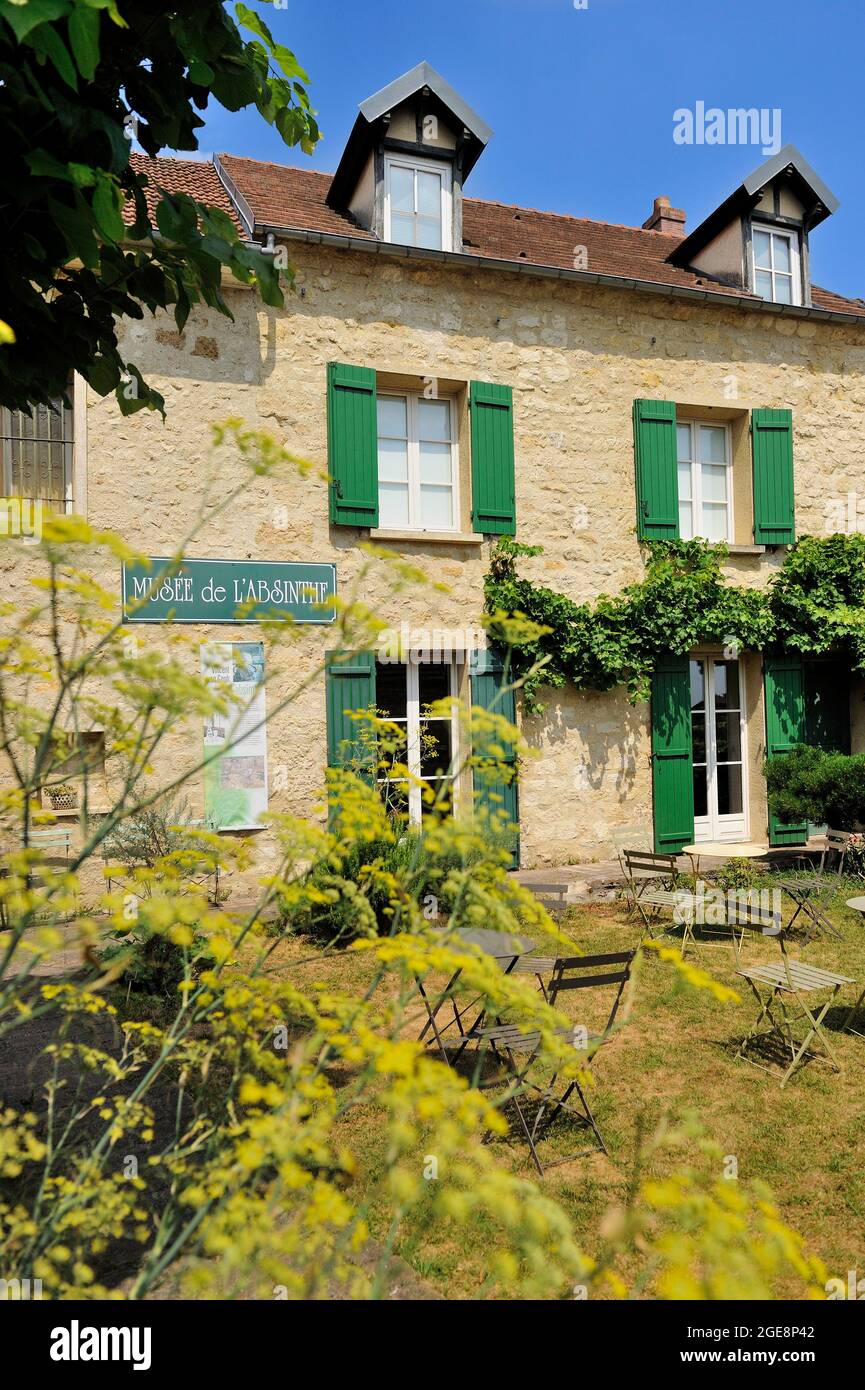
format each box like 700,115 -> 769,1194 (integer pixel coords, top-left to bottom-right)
473,949 -> 636,1174
619,849 -> 679,922
522,881 -> 570,916
775,828 -> 851,942
735,948 -> 855,1088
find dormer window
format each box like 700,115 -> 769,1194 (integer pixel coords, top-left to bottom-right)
752,224 -> 800,305
384,154 -> 452,251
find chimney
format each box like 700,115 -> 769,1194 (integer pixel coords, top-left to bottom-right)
642,195 -> 686,236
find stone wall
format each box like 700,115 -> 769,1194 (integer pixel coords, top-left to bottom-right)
11,241 -> 865,868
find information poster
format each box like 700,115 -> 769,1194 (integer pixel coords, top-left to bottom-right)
201,642 -> 268,831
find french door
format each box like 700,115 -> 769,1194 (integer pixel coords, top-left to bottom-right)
374,659 -> 459,824
690,657 -> 748,842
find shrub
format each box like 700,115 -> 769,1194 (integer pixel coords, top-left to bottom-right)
714,857 -> 759,893
764,744 -> 865,830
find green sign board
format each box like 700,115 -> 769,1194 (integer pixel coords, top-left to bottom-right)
122,557 -> 337,625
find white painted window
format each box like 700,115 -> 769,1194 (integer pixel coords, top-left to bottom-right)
374,658 -> 459,825
1,392 -> 73,512
752,225 -> 801,305
377,391 -> 459,532
384,154 -> 452,251
676,421 -> 733,543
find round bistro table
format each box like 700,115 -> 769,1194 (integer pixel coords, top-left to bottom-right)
680,841 -> 770,877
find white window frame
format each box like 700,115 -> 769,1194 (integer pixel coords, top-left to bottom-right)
691,655 -> 749,843
376,389 -> 460,533
375,658 -> 460,825
751,223 -> 801,306
383,153 -> 453,252
676,419 -> 734,543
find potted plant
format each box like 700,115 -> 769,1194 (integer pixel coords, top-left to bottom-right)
46,782 -> 78,811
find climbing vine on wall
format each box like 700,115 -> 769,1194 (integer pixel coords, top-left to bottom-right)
483,533 -> 865,714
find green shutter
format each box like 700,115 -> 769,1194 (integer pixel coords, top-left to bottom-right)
470,648 -> 520,867
634,399 -> 679,540
470,382 -> 516,535
325,650 -> 376,778
651,654 -> 694,853
327,362 -> 378,528
764,655 -> 808,845
752,409 -> 795,544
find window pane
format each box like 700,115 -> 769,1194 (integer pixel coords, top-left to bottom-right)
755,269 -> 773,300
390,212 -> 416,244
379,481 -> 409,527
715,712 -> 742,763
677,460 -> 692,500
774,274 -> 793,304
716,764 -> 743,816
420,720 -> 453,779
416,170 -> 441,217
377,438 -> 408,482
690,660 -> 705,711
415,217 -> 442,250
376,661 -> 407,721
700,463 -> 728,503
692,713 -> 707,766
678,501 -> 693,539
419,663 -> 451,705
420,485 -> 453,529
754,230 -> 772,268
419,440 -> 451,485
676,424 -> 693,462
714,661 -> 739,709
693,766 -> 709,818
701,504 -> 728,541
418,398 -> 450,442
773,234 -> 791,272
377,396 -> 407,437
698,425 -> 727,464
389,165 -> 414,212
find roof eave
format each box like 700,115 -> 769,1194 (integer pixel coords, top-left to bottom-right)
252,222 -> 865,324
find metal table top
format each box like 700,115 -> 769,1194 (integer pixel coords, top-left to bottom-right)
452,927 -> 536,961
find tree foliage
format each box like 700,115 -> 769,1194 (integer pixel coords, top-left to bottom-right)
484,533 -> 865,713
0,0 -> 318,414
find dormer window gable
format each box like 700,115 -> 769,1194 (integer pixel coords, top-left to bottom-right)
666,144 -> 839,309
326,62 -> 491,253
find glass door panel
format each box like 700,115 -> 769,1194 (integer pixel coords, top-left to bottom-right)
691,657 -> 747,842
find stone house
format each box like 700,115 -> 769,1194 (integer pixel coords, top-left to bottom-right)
8,62 -> 865,869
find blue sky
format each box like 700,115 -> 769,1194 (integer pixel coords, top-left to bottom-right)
193,0 -> 865,300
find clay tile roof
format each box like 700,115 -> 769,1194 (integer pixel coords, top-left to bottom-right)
130,152 -> 865,320
218,155 -> 374,240
126,153 -> 245,233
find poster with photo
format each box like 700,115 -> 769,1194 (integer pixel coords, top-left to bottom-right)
201,642 -> 268,831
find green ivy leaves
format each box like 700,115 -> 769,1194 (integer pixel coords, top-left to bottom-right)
485,534 -> 865,712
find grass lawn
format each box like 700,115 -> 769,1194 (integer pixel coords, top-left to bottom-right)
264,876 -> 865,1298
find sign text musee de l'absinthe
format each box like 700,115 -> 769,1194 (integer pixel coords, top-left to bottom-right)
122,558 -> 337,624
